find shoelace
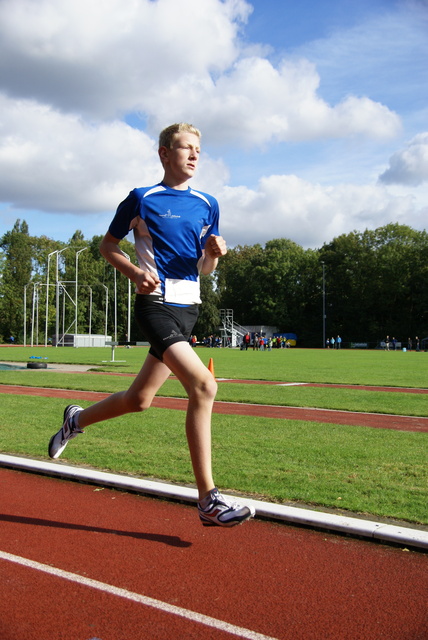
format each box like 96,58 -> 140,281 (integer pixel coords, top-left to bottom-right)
214,493 -> 241,511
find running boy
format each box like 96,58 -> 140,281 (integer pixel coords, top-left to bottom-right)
48,123 -> 255,528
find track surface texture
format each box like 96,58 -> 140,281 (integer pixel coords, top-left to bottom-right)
1,468 -> 427,640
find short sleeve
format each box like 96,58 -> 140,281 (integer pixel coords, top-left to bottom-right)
108,190 -> 140,240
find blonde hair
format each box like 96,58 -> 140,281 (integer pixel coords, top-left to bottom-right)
159,123 -> 201,149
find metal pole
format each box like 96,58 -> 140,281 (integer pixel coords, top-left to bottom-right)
75,247 -> 88,336
101,284 -> 108,339
128,274 -> 131,341
88,287 -> 92,338
45,250 -> 57,347
35,284 -> 39,345
31,283 -> 36,347
114,267 -> 117,343
55,248 -> 68,347
121,251 -> 131,341
62,289 -> 66,342
322,261 -> 326,348
23,284 -> 28,346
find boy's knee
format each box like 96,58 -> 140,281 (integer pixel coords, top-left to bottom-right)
123,392 -> 152,413
194,374 -> 217,400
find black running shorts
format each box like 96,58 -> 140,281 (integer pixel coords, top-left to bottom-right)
134,294 -> 199,361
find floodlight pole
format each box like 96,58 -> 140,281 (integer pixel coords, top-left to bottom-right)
55,248 -> 68,347
322,261 -> 326,348
101,284 -> 109,339
45,250 -> 59,347
75,247 -> 88,336
114,267 -> 117,343
88,287 -> 93,337
31,283 -> 37,347
23,284 -> 28,346
121,251 -> 132,341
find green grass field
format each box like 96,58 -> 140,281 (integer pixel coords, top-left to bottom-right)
0,345 -> 427,525
1,344 -> 427,386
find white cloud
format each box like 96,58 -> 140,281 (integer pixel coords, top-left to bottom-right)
0,90 -> 231,218
0,94 -> 160,213
0,89 -> 421,249
0,0 -> 425,249
218,176 -> 421,249
0,0 -> 249,119
0,0 -> 400,146
134,56 -> 401,146
0,85 -> 423,249
379,133 -> 428,186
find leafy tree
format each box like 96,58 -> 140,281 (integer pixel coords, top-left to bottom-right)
216,239 -> 316,340
0,220 -> 33,341
319,224 -> 428,344
1,218 -> 426,349
216,244 -> 265,324
193,274 -> 221,339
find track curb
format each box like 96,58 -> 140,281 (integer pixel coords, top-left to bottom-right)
1,454 -> 427,550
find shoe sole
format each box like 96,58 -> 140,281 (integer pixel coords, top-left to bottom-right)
48,405 -> 76,459
48,430 -> 68,459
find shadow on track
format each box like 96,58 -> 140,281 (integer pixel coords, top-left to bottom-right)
0,513 -> 192,548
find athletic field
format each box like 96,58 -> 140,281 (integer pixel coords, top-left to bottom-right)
0,345 -> 426,525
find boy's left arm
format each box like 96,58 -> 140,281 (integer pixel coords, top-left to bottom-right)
201,234 -> 227,274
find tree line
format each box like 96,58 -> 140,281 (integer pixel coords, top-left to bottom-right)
0,220 -> 427,347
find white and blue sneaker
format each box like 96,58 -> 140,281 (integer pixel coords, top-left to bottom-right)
198,488 -> 255,527
48,405 -> 84,459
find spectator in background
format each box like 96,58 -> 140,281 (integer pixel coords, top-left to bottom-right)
243,332 -> 251,350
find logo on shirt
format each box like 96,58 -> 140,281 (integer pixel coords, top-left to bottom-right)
159,209 -> 181,219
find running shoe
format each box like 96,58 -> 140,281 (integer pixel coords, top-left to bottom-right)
198,488 -> 255,527
48,405 -> 84,459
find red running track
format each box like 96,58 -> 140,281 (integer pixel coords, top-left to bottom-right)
1,468 -> 427,640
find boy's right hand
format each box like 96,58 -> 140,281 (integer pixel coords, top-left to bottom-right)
134,270 -> 160,294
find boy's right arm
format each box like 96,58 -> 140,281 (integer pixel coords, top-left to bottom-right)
100,232 -> 160,294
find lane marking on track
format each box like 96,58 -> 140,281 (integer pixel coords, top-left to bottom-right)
1,550 -> 279,640
276,383 -> 307,386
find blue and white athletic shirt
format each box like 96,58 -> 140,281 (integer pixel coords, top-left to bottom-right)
108,182 -> 220,305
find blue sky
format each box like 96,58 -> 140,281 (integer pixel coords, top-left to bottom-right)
0,0 -> 426,249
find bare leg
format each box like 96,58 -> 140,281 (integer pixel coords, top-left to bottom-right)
76,342 -> 217,501
163,341 -> 217,500
78,353 -> 171,428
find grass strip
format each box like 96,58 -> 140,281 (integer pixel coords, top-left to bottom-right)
0,371 -> 427,417
0,395 -> 426,525
2,346 -> 427,387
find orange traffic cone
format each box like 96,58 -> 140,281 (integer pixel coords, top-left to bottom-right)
207,357 -> 215,377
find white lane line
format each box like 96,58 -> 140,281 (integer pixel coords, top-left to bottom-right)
1,550 -> 279,640
275,383 -> 307,386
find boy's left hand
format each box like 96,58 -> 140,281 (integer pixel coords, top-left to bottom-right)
205,234 -> 227,259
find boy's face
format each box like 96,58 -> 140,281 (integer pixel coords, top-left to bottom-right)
160,131 -> 200,185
